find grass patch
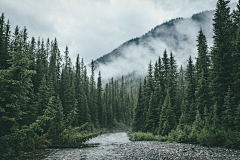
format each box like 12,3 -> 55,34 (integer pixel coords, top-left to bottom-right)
129,132 -> 167,142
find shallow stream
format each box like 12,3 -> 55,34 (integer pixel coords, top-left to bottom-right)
41,132 -> 130,159
23,132 -> 240,159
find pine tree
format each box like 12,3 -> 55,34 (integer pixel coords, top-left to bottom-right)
120,76 -> 126,123
0,13 -> 11,69
60,47 -> 77,122
168,52 -> 179,124
232,1 -> 240,104
185,56 -> 197,122
145,90 -> 160,133
97,72 -> 103,127
0,51 -> 35,136
195,71 -> 210,117
36,76 -> 51,116
132,81 -> 145,132
186,56 -> 196,104
210,0 -> 232,109
46,95 -> 64,139
195,29 -> 211,117
0,13 -> 5,69
75,54 -> 86,125
49,38 -> 62,94
195,29 -> 210,81
162,49 -> 170,95
177,65 -> 186,111
222,87 -> 236,130
89,60 -> 98,127
158,89 -> 174,135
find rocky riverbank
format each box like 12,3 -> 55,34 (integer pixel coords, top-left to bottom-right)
114,141 -> 240,160
25,132 -> 240,159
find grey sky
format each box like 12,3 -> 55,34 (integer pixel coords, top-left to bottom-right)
0,0 -> 238,64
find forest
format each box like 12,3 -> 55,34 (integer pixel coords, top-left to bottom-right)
132,0 -> 240,149
1,0 -> 240,159
0,13 -> 134,160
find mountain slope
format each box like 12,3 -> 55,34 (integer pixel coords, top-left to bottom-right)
93,10 -> 215,81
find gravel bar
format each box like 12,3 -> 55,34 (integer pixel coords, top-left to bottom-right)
114,141 -> 240,160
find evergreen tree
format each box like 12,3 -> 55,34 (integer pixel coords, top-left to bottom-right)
0,51 -> 35,136
177,65 -> 186,111
195,29 -> 210,81
210,0 -> 232,109
185,56 -> 197,122
162,49 -> 170,95
232,1 -> 240,104
158,89 -> 174,135
168,52 -> 179,124
132,81 -> 144,132
36,76 -> 51,116
89,60 -> 98,127
186,56 -> 196,104
145,90 -> 160,133
120,76 -> 126,123
222,87 -> 236,130
0,13 -> 11,69
97,72 -> 103,127
195,29 -> 211,117
195,71 -> 210,117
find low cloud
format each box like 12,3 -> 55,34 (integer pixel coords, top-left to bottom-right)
95,3 -> 237,82
1,0 -> 238,82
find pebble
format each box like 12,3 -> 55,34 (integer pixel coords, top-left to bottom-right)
24,132 -> 240,159
114,141 -> 240,160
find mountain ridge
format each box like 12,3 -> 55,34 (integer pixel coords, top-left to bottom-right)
92,5 -> 239,82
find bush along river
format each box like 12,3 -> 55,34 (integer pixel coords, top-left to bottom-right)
23,132 -> 240,160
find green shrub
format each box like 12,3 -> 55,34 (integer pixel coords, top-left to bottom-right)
129,132 -> 167,142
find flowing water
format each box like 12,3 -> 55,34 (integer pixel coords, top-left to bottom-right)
40,132 -> 130,160
23,132 -> 240,159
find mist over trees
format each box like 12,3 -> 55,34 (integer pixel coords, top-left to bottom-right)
1,0 -> 240,159
132,0 -> 240,148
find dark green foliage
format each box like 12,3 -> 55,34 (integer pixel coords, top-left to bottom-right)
132,81 -> 144,132
0,51 -> 35,136
185,56 -> 196,104
235,103 -> 240,132
210,0 -> 232,108
89,60 -> 99,127
145,91 -> 160,133
133,0 -> 240,149
222,87 -> 236,130
97,72 -> 103,127
0,15 -> 129,159
158,89 -> 174,135
0,13 -> 11,70
232,1 -> 240,105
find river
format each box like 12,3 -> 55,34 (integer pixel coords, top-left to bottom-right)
41,132 -> 130,160
23,132 -> 240,159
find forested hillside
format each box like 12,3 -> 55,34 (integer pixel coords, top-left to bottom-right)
92,9 -> 215,82
0,13 -> 134,159
1,0 -> 240,159
132,0 -> 240,149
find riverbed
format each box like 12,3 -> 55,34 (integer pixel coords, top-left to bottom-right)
41,132 -> 130,159
24,132 -> 240,159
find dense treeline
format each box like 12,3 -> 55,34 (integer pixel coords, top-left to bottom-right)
133,0 -> 240,148
0,13 -> 134,159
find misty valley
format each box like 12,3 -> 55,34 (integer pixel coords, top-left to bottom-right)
1,0 -> 240,159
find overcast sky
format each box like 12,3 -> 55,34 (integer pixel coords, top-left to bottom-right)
0,0 -> 238,64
